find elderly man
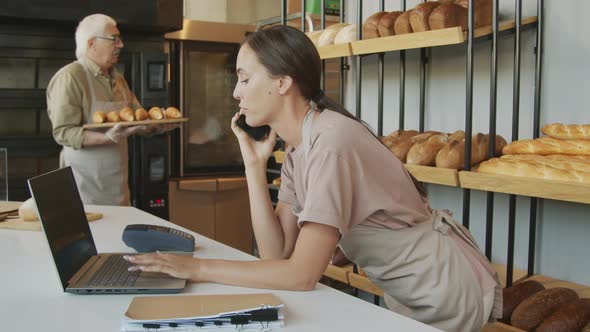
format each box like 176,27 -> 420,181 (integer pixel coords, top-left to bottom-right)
47,13 -> 171,206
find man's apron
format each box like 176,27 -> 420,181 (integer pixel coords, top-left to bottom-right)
61,62 -> 130,206
296,109 -> 501,332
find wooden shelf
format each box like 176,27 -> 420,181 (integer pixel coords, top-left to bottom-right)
316,17 -> 537,58
459,171 -> 590,205
404,164 -> 460,187
323,264 -> 352,284
318,42 -> 353,59
492,263 -> 527,288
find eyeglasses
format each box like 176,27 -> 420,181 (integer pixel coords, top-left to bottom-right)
95,35 -> 123,44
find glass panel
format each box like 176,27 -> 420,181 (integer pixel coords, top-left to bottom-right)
38,59 -> 74,89
0,58 -> 35,88
0,111 -> 37,136
184,50 -> 242,171
0,148 -> 6,201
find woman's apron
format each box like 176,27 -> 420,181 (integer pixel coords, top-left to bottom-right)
297,109 -> 501,332
61,62 -> 130,206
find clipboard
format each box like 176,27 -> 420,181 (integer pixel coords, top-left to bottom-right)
82,117 -> 188,129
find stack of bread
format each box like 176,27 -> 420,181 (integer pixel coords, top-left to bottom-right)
92,106 -> 182,124
501,279 -> 590,332
361,0 -> 491,39
381,129 -> 505,169
477,123 -> 590,183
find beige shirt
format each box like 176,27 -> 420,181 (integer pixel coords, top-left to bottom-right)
278,110 -> 432,234
46,57 -> 141,149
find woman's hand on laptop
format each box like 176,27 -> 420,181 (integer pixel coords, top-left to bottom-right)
124,251 -> 200,281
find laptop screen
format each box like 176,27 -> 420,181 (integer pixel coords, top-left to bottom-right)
27,167 -> 97,289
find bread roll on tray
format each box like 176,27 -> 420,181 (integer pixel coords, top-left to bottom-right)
148,107 -> 164,120
135,108 -> 149,121
542,123 -> 590,140
92,111 -> 107,124
503,137 -> 590,156
119,107 -> 135,122
164,106 -> 182,119
106,111 -> 120,123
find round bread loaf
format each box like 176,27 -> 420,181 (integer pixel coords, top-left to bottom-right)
394,10 -> 413,35
19,198 -> 38,222
377,11 -> 403,37
92,111 -> 106,124
164,106 -> 182,119
511,287 -> 579,331
318,23 -> 350,47
334,24 -> 357,44
363,11 -> 387,39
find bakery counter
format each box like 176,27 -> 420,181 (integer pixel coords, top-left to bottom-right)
315,16 -> 537,59
459,171 -> 590,205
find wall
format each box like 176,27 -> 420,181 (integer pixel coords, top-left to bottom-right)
342,0 -> 590,285
183,0 -> 280,24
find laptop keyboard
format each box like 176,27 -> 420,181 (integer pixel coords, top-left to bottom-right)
87,255 -> 140,287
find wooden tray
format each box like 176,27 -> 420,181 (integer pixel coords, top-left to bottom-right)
82,117 -> 188,129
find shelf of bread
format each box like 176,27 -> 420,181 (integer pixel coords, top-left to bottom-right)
404,164 -> 460,187
459,171 -> 590,205
317,42 -> 353,59
350,16 -> 536,56
323,263 -> 353,284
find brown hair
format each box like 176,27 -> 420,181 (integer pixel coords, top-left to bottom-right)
244,25 -> 426,197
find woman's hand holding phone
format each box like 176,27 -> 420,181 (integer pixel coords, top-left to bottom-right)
231,112 -> 276,168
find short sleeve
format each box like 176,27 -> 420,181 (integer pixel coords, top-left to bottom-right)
277,151 -> 296,206
298,151 -> 353,236
46,71 -> 84,149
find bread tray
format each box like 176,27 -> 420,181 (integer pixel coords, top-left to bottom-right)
83,117 -> 188,129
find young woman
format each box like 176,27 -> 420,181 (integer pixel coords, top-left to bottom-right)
126,25 -> 501,332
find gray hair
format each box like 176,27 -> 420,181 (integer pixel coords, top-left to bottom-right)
75,14 -> 117,60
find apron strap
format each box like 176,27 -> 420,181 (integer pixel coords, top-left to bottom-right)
432,209 -> 482,254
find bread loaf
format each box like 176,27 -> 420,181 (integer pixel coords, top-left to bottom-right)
394,11 -> 413,35
148,107 -> 164,120
164,106 -> 182,119
478,158 -> 590,183
389,130 -> 419,162
511,288 -> 579,331
429,3 -> 468,31
542,123 -> 590,140
545,154 -> 590,163
410,2 -> 440,32
503,137 -> 590,156
106,111 -> 120,123
535,298 -> 590,332
318,23 -> 350,46
407,134 -> 449,166
500,280 -> 545,324
135,108 -> 149,121
455,0 -> 493,28
334,24 -> 357,44
119,107 -> 135,122
92,111 -> 107,124
306,30 -> 323,47
500,154 -> 590,173
377,11 -> 403,37
363,12 -> 387,39
448,129 -> 465,142
18,198 -> 38,222
436,133 -> 506,169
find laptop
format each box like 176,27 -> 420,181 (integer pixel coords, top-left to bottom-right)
27,166 -> 186,294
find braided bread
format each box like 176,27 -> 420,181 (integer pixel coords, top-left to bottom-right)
502,137 -> 590,156
542,123 -> 590,140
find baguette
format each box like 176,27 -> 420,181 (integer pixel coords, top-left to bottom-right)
478,158 -> 590,183
377,11 -> 403,37
502,137 -> 590,156
436,133 -> 506,169
334,24 -> 357,44
394,10 -> 413,35
318,23 -> 350,46
429,3 -> 468,31
511,287 -> 579,331
500,280 -> 545,324
536,298 -> 590,332
545,154 -> 590,163
448,129 -> 465,142
500,154 -> 590,173
407,134 -> 449,166
363,12 -> 387,39
409,2 -> 440,32
542,123 -> 590,140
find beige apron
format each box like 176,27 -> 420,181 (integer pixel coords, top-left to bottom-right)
61,62 -> 130,206
298,109 -> 500,332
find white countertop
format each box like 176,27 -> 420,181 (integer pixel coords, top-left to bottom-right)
0,205 -> 440,332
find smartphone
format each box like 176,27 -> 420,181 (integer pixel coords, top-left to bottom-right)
235,114 -> 271,141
